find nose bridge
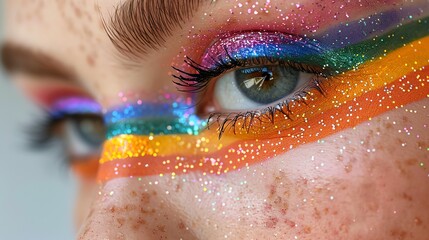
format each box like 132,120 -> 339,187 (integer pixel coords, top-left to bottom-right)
77,97 -> 207,239
77,178 -> 200,240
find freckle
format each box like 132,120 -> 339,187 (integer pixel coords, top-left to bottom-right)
264,203 -> 273,211
116,218 -> 125,227
402,192 -> 414,201
152,191 -> 157,196
323,207 -> 330,215
132,224 -> 140,231
175,183 -> 182,192
130,191 -> 137,197
339,223 -> 350,234
405,158 -> 418,166
86,55 -> 96,67
414,217 -> 422,226
265,216 -> 279,228
132,217 -> 147,230
124,204 -> 136,211
141,193 -> 151,204
157,225 -> 166,232
301,225 -> 312,234
73,6 -> 82,18
110,206 -> 116,213
284,218 -> 296,228
313,207 -> 322,220
269,184 -> 276,196
178,221 -> 186,230
390,228 -> 408,239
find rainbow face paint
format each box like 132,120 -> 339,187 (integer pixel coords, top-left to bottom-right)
104,100 -> 206,138
97,17 -> 429,183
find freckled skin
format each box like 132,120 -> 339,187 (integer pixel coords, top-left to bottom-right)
78,102 -> 429,239
4,0 -> 429,239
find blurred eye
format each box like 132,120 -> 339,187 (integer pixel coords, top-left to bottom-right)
61,115 -> 105,158
214,65 -> 314,110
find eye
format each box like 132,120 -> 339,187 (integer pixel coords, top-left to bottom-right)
61,115 -> 105,159
172,31 -> 334,135
213,64 -> 313,111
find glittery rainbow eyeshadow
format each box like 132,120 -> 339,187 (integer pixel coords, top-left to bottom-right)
200,32 -> 338,71
97,17 -> 429,182
50,97 -> 102,118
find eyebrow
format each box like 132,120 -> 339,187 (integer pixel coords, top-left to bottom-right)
104,0 -> 209,60
0,43 -> 76,81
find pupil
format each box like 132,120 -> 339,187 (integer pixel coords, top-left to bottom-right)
235,65 -> 299,104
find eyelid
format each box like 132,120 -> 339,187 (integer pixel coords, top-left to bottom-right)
49,97 -> 102,119
200,31 -> 337,71
173,34 -> 332,94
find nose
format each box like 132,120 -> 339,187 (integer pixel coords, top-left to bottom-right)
76,99 -> 238,239
77,176 -> 200,240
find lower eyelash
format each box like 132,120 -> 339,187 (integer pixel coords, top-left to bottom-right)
206,75 -> 327,139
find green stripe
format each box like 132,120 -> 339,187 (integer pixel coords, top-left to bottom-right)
322,17 -> 429,73
106,118 -> 204,139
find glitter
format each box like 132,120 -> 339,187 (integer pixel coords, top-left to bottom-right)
98,38 -> 429,181
104,102 -> 206,138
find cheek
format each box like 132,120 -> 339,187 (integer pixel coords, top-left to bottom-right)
245,99 -> 429,238
78,100 -> 428,239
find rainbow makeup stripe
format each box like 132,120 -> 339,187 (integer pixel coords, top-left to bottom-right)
318,5 -> 429,46
105,100 -> 206,138
97,18 -> 429,183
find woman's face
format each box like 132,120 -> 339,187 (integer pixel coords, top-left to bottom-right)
3,0 -> 429,239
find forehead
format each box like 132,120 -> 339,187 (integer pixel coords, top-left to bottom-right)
4,0 -> 113,70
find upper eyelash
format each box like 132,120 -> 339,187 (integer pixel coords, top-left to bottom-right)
172,48 -> 329,93
27,113 -> 103,150
27,113 -> 60,150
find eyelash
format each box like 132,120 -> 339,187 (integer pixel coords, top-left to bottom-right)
28,113 -> 62,149
172,50 -> 329,138
28,113 -> 104,163
209,76 -> 326,138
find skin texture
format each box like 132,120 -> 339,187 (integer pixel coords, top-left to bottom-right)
3,0 -> 429,239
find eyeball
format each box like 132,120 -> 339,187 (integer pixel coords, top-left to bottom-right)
62,116 -> 105,158
213,65 -> 313,111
